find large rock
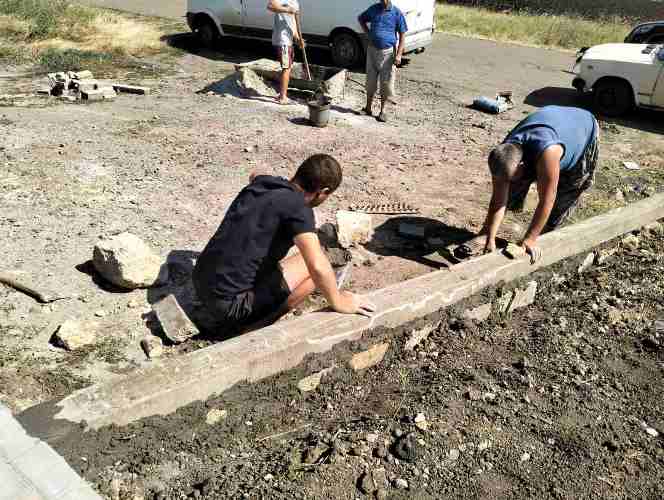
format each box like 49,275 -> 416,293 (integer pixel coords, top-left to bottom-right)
53,319 -> 98,350
93,233 -> 168,289
336,211 -> 373,248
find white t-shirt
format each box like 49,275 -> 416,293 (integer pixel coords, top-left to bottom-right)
272,0 -> 299,47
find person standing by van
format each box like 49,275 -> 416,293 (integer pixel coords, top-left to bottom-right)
358,0 -> 408,122
268,0 -> 302,104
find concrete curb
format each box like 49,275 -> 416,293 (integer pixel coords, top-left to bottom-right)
20,194 -> 664,437
0,404 -> 102,500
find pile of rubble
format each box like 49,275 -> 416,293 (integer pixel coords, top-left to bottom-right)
41,70 -> 149,103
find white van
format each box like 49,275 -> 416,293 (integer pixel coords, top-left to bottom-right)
186,0 -> 436,68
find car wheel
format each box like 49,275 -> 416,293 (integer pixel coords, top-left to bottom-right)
331,32 -> 363,68
593,80 -> 633,117
197,17 -> 219,49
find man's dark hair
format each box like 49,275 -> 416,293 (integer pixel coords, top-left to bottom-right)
293,154 -> 343,193
488,143 -> 523,179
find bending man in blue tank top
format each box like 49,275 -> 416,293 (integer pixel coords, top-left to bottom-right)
465,106 -> 600,263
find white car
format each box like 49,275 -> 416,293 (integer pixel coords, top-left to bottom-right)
572,43 -> 664,116
186,0 -> 435,68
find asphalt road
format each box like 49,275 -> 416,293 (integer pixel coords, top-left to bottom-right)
81,0 -> 576,104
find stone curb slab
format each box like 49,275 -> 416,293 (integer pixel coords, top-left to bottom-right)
19,194 -> 664,437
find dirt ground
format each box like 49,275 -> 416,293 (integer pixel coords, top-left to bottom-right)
51,226 -> 664,500
1,28 -> 663,436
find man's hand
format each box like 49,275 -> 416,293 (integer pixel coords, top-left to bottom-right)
332,291 -> 376,318
395,55 -> 402,67
520,238 -> 542,265
287,5 -> 298,14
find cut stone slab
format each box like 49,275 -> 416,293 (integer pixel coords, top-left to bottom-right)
81,89 -> 105,101
140,336 -> 164,359
405,323 -> 439,351
153,295 -> 199,344
93,232 -> 168,289
349,343 -> 389,371
336,210 -> 373,248
297,365 -> 336,393
508,281 -> 538,312
463,303 -> 492,322
18,194 -> 664,434
52,319 -> 98,351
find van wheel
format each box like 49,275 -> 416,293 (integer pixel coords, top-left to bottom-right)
331,32 -> 363,68
196,17 -> 220,49
593,79 -> 633,117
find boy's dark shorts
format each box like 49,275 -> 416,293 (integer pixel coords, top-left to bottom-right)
195,266 -> 291,330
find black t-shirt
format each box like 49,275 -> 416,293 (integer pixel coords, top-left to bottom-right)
193,175 -> 315,300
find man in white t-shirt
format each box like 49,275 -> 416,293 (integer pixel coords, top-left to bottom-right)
267,0 -> 302,104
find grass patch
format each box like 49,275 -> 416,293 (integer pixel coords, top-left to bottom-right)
436,3 -> 630,50
0,0 -> 183,73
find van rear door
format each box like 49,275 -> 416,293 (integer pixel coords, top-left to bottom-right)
394,0 -> 434,34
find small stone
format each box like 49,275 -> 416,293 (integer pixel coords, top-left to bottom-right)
336,210 -> 373,248
93,232 -> 168,289
622,234 -> 640,250
405,324 -> 437,351
520,452 -> 531,462
206,408 -> 228,425
463,303 -> 492,322
507,281 -> 538,312
614,188 -> 625,202
140,336 -> 164,359
127,299 -> 140,308
297,366 -> 336,393
392,433 -> 419,463
447,449 -> 460,461
52,319 -> 98,350
304,444 -> 328,464
366,433 -> 379,444
414,413 -> 428,431
263,473 -> 274,481
640,421 -> 660,438
465,389 -> 482,401
393,478 -> 408,490
483,392 -> 497,402
94,310 -> 107,317
577,252 -> 595,274
243,146 -> 256,153
478,440 -> 490,452
349,343 -> 389,371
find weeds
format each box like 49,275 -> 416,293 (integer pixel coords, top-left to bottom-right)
37,47 -> 112,71
437,4 -> 630,50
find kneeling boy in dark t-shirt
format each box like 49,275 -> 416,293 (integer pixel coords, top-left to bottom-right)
193,154 -> 375,331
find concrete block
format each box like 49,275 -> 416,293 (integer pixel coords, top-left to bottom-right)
336,211 -> 373,248
81,89 -> 105,102
153,295 -> 199,344
0,462 -> 41,500
349,343 -> 389,371
463,303 -> 492,322
112,84 -> 149,95
297,365 -> 336,393
18,194 -> 664,434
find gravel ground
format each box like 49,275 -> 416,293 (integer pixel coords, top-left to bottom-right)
51,223 -> 664,500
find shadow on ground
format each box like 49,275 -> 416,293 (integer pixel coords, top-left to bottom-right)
162,32 -> 339,68
366,216 -> 477,268
525,86 -> 664,135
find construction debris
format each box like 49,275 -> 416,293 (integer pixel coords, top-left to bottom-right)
140,336 -> 164,359
153,295 -> 200,344
336,210 -> 373,248
0,270 -> 71,303
93,233 -> 168,290
43,70 -> 148,103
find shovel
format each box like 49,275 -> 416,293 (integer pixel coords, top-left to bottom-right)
295,13 -> 312,80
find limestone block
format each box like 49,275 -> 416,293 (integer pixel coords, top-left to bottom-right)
297,365 -> 336,393
53,319 -> 98,350
336,211 -> 373,248
93,233 -> 168,289
349,343 -> 389,371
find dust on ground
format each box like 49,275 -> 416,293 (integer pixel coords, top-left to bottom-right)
1,35 -> 663,416
52,227 -> 664,500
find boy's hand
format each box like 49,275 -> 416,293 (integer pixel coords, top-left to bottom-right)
333,291 -> 376,318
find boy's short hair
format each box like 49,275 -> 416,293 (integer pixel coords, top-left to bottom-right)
488,143 -> 523,179
293,154 -> 343,193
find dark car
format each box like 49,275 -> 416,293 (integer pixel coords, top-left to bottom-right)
624,21 -> 664,44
